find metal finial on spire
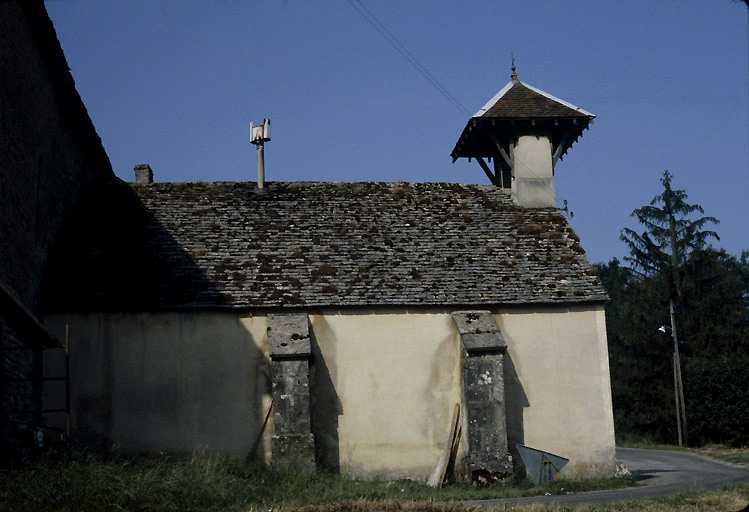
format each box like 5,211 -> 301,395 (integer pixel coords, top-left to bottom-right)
511,54 -> 518,81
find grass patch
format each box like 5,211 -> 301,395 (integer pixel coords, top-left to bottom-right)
0,451 -> 636,511
617,434 -> 749,466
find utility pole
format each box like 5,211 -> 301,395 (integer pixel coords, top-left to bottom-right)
669,300 -> 688,447
672,350 -> 682,447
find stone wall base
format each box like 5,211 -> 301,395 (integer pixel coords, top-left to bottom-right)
271,433 -> 315,469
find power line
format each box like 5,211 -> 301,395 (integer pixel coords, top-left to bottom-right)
346,0 -> 470,117
347,1 -> 566,208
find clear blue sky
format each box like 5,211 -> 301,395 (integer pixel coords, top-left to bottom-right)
45,0 -> 748,264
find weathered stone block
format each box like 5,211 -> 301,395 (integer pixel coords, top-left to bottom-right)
272,359 -> 312,435
271,433 -> 315,469
452,311 -> 506,354
467,454 -> 513,485
268,313 -> 311,359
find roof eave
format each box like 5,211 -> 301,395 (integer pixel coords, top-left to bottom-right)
45,296 -> 610,314
451,115 -> 593,161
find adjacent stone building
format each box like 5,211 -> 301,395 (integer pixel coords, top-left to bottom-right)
2,0 -> 616,479
0,0 -> 113,454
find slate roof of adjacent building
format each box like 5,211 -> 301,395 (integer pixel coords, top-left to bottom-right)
43,179 -> 607,312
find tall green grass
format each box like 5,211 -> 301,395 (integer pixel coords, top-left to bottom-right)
0,451 -> 636,511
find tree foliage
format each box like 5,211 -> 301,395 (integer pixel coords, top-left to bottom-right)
599,171 -> 748,447
684,351 -> 749,447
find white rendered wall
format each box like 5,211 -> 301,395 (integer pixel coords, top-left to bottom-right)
512,135 -> 556,207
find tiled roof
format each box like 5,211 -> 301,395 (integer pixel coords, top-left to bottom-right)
43,180 -> 607,312
476,80 -> 594,119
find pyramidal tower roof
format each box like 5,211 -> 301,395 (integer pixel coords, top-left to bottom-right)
473,79 -> 594,119
451,66 -> 595,165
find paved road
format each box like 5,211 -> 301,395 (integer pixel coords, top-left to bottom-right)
469,447 -> 749,507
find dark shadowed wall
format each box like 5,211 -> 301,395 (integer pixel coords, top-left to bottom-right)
0,0 -> 112,430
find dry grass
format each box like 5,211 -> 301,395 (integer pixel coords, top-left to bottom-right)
696,445 -> 749,466
277,485 -> 749,511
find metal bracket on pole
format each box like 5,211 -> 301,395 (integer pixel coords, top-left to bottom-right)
250,118 -> 271,189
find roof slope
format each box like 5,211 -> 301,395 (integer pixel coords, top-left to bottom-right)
9,1 -> 113,178
43,180 -> 607,311
475,80 -> 595,119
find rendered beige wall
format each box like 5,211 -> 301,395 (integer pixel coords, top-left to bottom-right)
309,306 -> 614,478
495,305 -> 616,476
308,310 -> 463,479
45,304 -> 615,478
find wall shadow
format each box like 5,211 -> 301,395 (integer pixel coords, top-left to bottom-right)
40,179 -> 271,459
308,327 -> 342,473
504,352 -> 529,473
244,328 -> 272,463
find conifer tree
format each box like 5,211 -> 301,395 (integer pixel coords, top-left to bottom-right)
621,170 -> 719,303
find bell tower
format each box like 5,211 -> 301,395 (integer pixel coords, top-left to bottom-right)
451,63 -> 595,207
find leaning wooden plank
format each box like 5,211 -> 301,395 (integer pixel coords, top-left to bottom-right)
441,403 -> 462,486
444,411 -> 462,485
247,397 -> 274,462
427,403 -> 461,487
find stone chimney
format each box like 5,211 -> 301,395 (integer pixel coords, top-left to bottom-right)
134,164 -> 153,185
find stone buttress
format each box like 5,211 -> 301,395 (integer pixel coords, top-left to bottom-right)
267,313 -> 315,468
452,311 -> 512,481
